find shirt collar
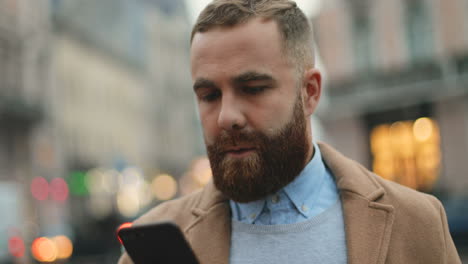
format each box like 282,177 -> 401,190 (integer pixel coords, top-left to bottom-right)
283,141 -> 326,218
230,142 -> 327,223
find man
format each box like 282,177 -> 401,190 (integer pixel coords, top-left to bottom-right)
119,0 -> 461,263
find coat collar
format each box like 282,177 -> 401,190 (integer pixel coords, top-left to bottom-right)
319,142 -> 395,264
185,142 -> 395,264
185,182 -> 230,264
318,142 -> 386,201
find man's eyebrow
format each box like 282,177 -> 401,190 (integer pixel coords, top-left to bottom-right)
232,71 -> 276,85
193,78 -> 217,91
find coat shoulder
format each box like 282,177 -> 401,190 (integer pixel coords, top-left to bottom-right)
132,188 -> 204,227
373,173 -> 441,214
366,169 -> 461,263
369,172 -> 447,241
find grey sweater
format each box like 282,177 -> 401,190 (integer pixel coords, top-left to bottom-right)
229,201 -> 347,264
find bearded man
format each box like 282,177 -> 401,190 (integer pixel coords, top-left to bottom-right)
118,0 -> 461,263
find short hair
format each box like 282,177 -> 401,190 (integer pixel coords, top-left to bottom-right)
191,0 -> 315,72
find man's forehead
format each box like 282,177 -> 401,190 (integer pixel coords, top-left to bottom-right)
190,17 -> 295,82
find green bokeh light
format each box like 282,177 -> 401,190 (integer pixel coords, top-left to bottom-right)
68,171 -> 89,196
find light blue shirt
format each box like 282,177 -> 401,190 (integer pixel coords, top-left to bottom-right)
229,142 -> 340,225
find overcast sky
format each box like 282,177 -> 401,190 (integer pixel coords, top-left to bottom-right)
184,0 -> 323,24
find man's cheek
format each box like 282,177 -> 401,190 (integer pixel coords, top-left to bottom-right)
202,133 -> 214,147
200,120 -> 215,144
203,128 -> 221,147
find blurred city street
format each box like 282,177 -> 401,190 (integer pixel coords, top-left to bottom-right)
0,0 -> 467,263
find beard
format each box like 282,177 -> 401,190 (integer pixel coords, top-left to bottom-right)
206,97 -> 310,203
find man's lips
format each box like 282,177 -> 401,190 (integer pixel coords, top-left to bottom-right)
223,147 -> 256,156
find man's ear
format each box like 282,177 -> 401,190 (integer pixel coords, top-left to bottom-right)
302,68 -> 322,116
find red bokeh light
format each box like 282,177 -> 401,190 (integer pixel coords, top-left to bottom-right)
8,236 -> 25,258
50,178 -> 69,202
31,177 -> 49,201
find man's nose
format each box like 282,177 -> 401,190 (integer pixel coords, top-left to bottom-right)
217,95 -> 246,131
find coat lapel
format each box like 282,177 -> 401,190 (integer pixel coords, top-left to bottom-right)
319,142 -> 395,264
184,183 -> 231,264
340,191 -> 395,264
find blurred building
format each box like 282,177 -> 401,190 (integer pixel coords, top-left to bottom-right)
314,0 -> 468,256
51,0 -> 202,177
51,0 -> 155,172
146,3 -> 205,176
316,0 -> 468,193
0,0 -> 58,262
46,0 -> 202,262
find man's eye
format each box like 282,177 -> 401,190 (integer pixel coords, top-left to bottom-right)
200,90 -> 221,102
243,86 -> 267,95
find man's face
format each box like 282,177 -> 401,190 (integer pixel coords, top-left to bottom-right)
190,18 -> 312,202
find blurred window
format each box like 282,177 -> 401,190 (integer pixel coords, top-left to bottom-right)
351,2 -> 374,73
465,0 -> 468,42
0,38 -> 5,91
405,0 -> 434,62
51,0 -> 61,14
370,117 -> 441,192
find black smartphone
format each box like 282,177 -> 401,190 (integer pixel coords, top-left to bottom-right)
117,222 -> 200,264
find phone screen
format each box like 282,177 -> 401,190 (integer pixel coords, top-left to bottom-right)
118,222 -> 200,264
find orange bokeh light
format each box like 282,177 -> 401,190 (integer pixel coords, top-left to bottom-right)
31,237 -> 57,262
52,235 -> 73,259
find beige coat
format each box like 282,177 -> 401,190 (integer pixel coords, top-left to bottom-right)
118,142 -> 461,264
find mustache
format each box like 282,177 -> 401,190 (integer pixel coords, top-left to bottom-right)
209,130 -> 265,152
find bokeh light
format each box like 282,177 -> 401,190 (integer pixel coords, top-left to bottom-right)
151,174 -> 178,201
413,117 -> 434,142
370,124 -> 391,154
117,187 -> 140,217
31,237 -> 57,262
390,121 -> 414,158
8,236 -> 25,258
192,158 -> 212,186
137,181 -> 153,208
371,118 -> 441,191
121,167 -> 143,186
86,168 -> 115,194
50,177 -> 69,202
31,177 -> 49,201
179,157 -> 214,195
52,235 -> 73,259
68,171 -> 89,196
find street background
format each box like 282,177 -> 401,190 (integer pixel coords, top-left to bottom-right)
0,0 -> 467,263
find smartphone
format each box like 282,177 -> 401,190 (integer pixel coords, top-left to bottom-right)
117,222 -> 200,264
